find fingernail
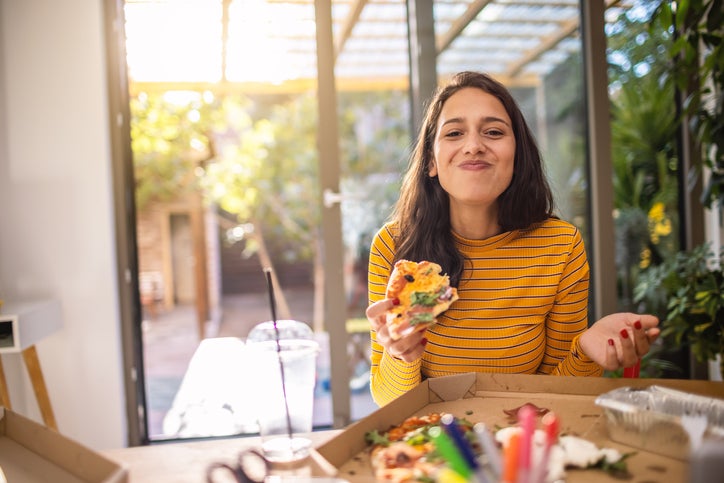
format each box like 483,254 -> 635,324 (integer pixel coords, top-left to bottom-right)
392,298 -> 400,306
608,338 -> 614,346
421,337 -> 428,346
634,320 -> 642,330
620,329 -> 629,339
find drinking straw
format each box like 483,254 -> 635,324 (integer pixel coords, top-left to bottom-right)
264,267 -> 293,442
517,405 -> 536,483
437,467 -> 470,483
473,423 -> 502,480
502,431 -> 521,483
531,412 -> 560,483
428,425 -> 473,480
623,359 -> 641,378
441,414 -> 479,470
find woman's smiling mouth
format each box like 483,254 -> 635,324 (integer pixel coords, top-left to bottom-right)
459,159 -> 492,169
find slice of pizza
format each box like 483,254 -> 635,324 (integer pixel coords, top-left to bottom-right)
365,412 -> 477,483
385,259 -> 459,340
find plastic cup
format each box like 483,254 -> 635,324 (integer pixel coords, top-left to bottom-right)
247,321 -> 320,463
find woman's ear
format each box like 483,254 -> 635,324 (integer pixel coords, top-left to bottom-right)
428,160 -> 437,177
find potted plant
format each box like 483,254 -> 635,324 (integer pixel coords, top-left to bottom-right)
634,242 -> 724,379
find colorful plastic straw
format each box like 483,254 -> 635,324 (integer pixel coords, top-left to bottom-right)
441,414 -> 479,470
428,425 -> 473,480
502,431 -> 521,483
473,423 -> 502,480
517,405 -> 536,483
531,412 -> 560,483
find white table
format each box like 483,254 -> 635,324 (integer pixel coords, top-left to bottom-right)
0,300 -> 62,430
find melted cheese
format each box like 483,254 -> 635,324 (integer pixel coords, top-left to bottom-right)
388,261 -> 447,312
385,260 -> 458,339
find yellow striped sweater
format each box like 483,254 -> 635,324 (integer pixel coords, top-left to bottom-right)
368,218 -> 603,406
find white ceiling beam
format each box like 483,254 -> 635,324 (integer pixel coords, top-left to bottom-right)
334,0 -> 369,61
436,0 -> 494,53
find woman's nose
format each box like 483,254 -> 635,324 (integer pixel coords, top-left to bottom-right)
463,133 -> 486,154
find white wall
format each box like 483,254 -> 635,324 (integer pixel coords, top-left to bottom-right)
0,0 -> 127,450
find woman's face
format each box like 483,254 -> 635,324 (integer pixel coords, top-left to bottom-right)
430,87 -> 516,210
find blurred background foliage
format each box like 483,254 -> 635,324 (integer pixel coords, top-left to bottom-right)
606,0 -> 680,312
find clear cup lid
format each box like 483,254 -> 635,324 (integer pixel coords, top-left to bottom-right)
247,319 -> 314,343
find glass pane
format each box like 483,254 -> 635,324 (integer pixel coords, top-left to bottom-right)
226,0 -> 318,82
124,0 -> 223,82
338,89 -> 412,421
126,0 -> 332,442
329,0 -> 414,425
605,0 -> 679,313
435,0 -> 589,244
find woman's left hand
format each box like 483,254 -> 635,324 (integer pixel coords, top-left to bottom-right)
579,312 -> 661,371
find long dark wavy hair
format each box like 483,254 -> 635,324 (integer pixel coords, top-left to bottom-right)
391,71 -> 555,286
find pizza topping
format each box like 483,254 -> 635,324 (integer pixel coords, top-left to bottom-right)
503,403 -> 549,423
365,413 -> 477,483
410,312 -> 435,326
385,260 -> 459,340
410,290 -> 442,307
388,443 -> 420,467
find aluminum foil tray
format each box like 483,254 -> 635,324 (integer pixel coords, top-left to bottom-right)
594,385 -> 724,460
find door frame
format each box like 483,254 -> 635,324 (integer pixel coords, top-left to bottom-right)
104,0 -> 149,446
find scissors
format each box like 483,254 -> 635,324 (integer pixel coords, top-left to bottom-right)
206,448 -> 272,483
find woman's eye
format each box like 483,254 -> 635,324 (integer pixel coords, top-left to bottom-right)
444,130 -> 462,138
485,129 -> 504,137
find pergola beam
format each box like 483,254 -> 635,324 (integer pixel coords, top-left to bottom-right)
334,0 -> 369,61
436,0 -> 494,54
506,17 -> 579,78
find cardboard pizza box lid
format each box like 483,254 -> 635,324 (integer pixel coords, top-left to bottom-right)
0,407 -> 128,483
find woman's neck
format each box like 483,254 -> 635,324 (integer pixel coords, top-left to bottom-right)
449,203 -> 501,240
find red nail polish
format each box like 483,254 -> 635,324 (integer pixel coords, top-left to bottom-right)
608,338 -> 614,346
392,298 -> 400,306
634,320 -> 642,330
421,337 -> 428,346
620,329 -> 629,339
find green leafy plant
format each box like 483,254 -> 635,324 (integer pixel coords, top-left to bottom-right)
652,0 -> 724,207
606,2 -> 681,310
634,243 -> 724,370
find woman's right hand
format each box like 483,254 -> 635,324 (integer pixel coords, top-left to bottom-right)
366,298 -> 428,362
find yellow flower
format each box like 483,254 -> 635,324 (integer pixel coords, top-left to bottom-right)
655,218 -> 672,237
648,202 -> 672,245
649,202 -> 665,222
640,247 -> 651,269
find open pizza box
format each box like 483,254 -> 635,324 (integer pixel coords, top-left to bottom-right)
308,372 -> 724,482
0,407 -> 128,483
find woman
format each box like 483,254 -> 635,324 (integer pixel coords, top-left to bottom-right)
366,71 -> 660,406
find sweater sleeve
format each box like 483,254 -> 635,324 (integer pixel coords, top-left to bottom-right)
367,224 -> 424,406
538,227 -> 603,377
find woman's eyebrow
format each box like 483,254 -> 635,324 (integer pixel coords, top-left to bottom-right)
481,116 -> 510,126
440,117 -> 465,127
440,116 -> 510,127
